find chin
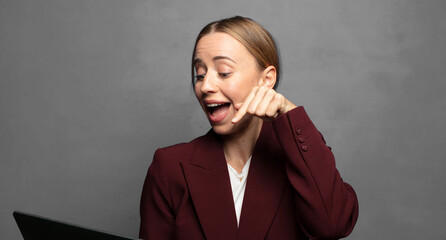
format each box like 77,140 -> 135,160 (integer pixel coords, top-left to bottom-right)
210,123 -> 235,136
209,115 -> 257,137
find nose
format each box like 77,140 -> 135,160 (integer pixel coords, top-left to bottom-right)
200,73 -> 218,94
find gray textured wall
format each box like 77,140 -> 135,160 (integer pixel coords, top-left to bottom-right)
1,0 -> 445,239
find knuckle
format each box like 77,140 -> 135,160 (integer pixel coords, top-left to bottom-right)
255,109 -> 265,116
275,93 -> 284,101
247,107 -> 255,115
264,109 -> 273,117
266,106 -> 276,115
267,90 -> 276,99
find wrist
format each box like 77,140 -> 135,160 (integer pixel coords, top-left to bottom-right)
280,99 -> 298,115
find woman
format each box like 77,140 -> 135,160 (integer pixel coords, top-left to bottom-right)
140,16 -> 358,240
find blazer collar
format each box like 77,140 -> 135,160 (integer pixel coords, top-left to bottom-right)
181,122 -> 288,239
237,122 -> 288,239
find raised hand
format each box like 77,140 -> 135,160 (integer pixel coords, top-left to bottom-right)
231,86 -> 297,124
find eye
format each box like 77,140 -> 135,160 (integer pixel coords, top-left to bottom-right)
195,74 -> 205,81
218,72 -> 231,78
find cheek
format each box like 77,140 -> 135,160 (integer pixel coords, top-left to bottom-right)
194,83 -> 202,98
233,73 -> 258,92
224,81 -> 242,97
222,79 -> 253,104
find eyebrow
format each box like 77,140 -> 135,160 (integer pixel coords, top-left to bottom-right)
193,58 -> 204,66
213,56 -> 237,63
193,55 -> 237,66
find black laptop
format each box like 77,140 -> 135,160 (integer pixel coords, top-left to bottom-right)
13,211 -> 140,240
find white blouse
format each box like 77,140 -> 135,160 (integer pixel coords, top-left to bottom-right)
227,157 -> 251,227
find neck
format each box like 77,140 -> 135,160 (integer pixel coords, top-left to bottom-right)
222,117 -> 263,173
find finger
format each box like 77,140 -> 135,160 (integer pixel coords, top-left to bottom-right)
231,87 -> 258,123
246,86 -> 268,115
254,88 -> 276,117
265,93 -> 285,118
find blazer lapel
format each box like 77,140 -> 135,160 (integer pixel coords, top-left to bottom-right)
181,130 -> 238,240
237,122 -> 289,239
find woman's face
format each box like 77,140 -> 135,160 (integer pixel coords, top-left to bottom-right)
194,32 -> 264,136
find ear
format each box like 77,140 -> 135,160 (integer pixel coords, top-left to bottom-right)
258,66 -> 277,89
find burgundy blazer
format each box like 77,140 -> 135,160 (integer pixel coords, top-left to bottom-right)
140,107 -> 358,240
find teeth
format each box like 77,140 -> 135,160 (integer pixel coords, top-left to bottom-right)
207,103 -> 223,108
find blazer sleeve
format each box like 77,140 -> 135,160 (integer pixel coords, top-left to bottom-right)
272,106 -> 359,240
139,149 -> 175,240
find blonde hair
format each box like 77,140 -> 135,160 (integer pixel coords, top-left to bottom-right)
192,16 -> 281,89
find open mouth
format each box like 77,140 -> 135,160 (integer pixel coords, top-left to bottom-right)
204,102 -> 231,124
206,103 -> 231,117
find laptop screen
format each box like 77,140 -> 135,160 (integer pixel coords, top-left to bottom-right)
13,211 -> 140,240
